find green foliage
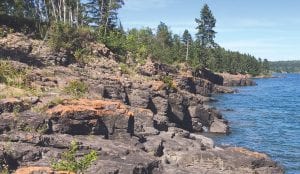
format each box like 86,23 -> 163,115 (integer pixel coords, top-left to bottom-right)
36,97 -> 64,113
98,27 -> 126,55
270,60 -> 300,73
74,48 -> 92,65
195,4 -> 216,48
0,60 -> 29,88
48,22 -> 81,52
0,164 -> 9,174
125,28 -> 153,62
0,1 -> 270,77
161,75 -> 176,90
119,63 -> 131,74
0,27 -> 6,37
64,80 -> 88,98
51,141 -> 97,173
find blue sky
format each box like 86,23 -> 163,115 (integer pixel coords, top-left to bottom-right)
119,0 -> 300,61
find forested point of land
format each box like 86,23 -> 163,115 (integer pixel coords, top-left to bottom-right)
270,60 -> 300,73
0,0 -> 270,76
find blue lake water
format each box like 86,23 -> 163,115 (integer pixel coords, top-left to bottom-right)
211,73 -> 300,174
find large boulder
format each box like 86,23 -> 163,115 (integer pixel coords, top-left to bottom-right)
167,93 -> 193,131
188,105 -> 229,134
128,89 -> 150,108
193,68 -> 224,85
0,111 -> 50,134
47,99 -> 135,138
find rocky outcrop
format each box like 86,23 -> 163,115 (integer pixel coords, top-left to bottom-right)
224,78 -> 256,86
139,59 -> 178,76
219,73 -> 257,86
194,68 -> 224,85
46,99 -> 135,138
0,33 -> 283,174
88,42 -> 118,60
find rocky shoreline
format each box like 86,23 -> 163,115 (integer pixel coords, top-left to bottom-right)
0,33 -> 283,174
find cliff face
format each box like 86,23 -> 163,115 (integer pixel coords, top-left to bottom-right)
0,33 -> 283,174
219,73 -> 257,86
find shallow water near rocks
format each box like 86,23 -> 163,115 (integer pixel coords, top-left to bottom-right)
211,73 -> 300,174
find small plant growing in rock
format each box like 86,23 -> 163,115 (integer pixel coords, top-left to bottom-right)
0,27 -> 7,38
32,97 -> 64,113
12,104 -> 22,116
64,80 -> 88,98
0,61 -> 29,88
119,63 -> 131,74
51,141 -> 97,173
161,75 -> 176,90
46,97 -> 64,109
0,164 -> 9,174
74,48 -> 92,65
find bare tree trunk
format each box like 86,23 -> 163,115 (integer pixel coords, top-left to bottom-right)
63,0 -> 66,23
70,8 -> 73,25
104,0 -> 112,37
186,40 -> 189,61
76,0 -> 79,27
58,0 -> 62,21
50,0 -> 57,21
43,0 -> 49,22
100,0 -> 105,25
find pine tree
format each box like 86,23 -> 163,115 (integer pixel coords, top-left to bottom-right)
156,22 -> 172,49
195,4 -> 216,48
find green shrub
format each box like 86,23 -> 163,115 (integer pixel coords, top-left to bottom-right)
64,80 -> 88,98
119,63 -> 131,74
48,22 -> 82,52
0,61 -> 29,88
35,97 -> 64,113
98,28 -> 126,55
51,141 -> 97,173
161,75 -> 176,90
0,164 -> 9,174
74,48 -> 92,65
0,27 -> 7,37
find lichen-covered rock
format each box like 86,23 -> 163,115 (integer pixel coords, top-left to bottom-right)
47,99 -> 134,138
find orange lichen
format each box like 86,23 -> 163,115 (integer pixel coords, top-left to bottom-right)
229,147 -> 268,159
14,166 -> 75,174
47,99 -> 134,117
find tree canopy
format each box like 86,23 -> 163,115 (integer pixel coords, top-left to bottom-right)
0,2 -> 270,76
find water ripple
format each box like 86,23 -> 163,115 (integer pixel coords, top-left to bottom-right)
212,73 -> 300,174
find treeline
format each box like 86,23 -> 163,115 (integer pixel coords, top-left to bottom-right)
0,1 -> 270,76
270,60 -> 300,73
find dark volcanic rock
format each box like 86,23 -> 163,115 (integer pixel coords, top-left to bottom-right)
47,99 -> 135,138
224,79 -> 256,86
0,98 -> 30,114
0,111 -> 50,134
0,33 -> 283,174
194,68 -> 224,85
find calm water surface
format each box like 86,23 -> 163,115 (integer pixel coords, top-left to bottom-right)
211,73 -> 300,174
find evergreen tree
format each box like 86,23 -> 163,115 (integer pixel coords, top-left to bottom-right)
262,59 -> 270,74
156,22 -> 172,49
195,4 -> 216,48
